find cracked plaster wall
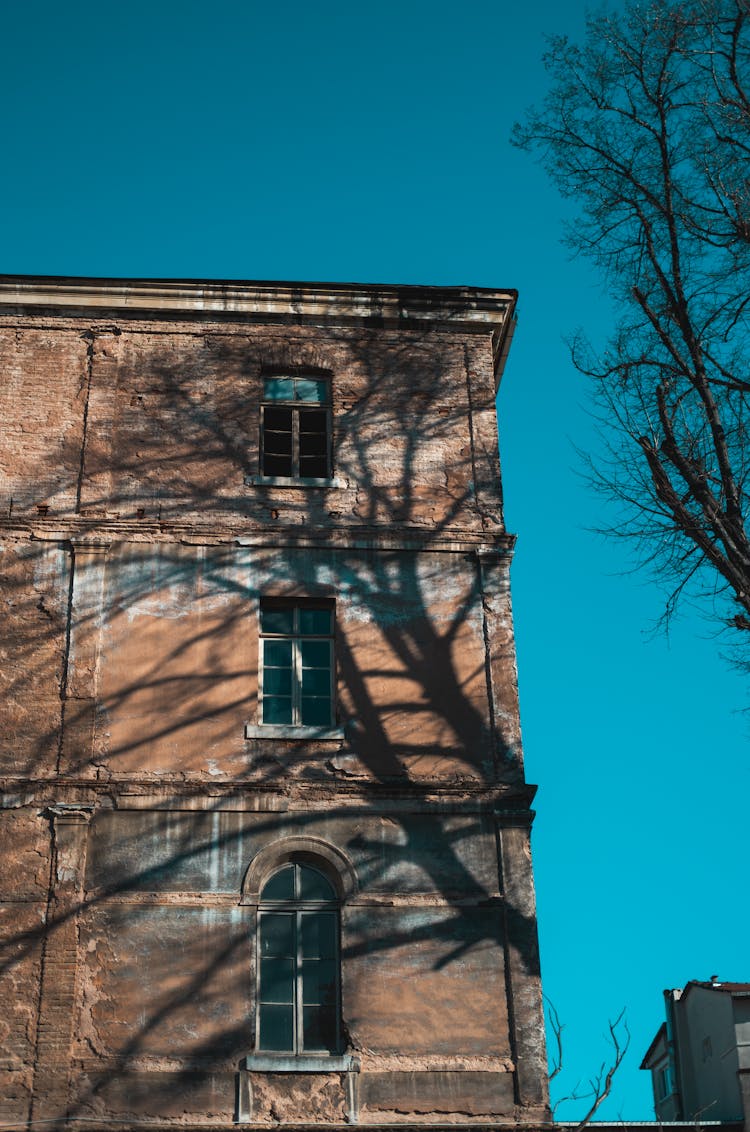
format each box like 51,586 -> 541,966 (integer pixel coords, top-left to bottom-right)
0,301 -> 547,1126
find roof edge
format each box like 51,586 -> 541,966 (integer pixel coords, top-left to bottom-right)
0,273 -> 517,339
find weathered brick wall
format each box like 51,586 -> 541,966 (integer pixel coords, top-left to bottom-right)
0,281 -> 547,1128
0,809 -> 48,1121
0,542 -> 69,779
1,316 -> 501,534
61,544 -> 518,782
0,327 -> 88,514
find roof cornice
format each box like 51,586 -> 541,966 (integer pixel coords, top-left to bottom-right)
0,274 -> 518,385
0,274 -> 515,327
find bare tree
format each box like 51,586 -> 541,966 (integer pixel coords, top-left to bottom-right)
514,0 -> 750,645
546,997 -> 630,1128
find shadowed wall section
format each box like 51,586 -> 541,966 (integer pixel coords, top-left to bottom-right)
0,276 -> 548,1128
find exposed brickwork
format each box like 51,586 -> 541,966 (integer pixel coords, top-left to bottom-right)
0,277 -> 548,1129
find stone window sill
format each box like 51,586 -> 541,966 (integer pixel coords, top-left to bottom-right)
245,723 -> 345,741
243,1053 -> 359,1073
244,474 -> 345,489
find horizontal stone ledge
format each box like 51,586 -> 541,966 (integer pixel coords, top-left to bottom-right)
0,276 -> 517,339
244,474 -> 348,490
0,516 -> 516,555
245,723 -> 346,741
0,784 -> 538,813
244,1054 -> 359,1073
82,890 -> 504,907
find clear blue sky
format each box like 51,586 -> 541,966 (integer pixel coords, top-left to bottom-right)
3,1 -> 747,1119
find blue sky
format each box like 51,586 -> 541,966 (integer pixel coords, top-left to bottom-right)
3,1 -> 748,1119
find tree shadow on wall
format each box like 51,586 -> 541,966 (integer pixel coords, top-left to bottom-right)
0,317 -> 544,1126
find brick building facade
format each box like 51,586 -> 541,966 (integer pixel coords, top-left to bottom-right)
0,276 -> 548,1127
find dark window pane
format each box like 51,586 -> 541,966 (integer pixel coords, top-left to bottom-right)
299,409 -> 327,431
263,453 -> 293,477
264,640 -> 292,666
299,870 -> 335,903
302,667 -> 330,696
299,433 -> 327,457
264,431 -> 293,457
301,911 -> 337,957
302,959 -> 337,1005
260,913 -> 295,957
263,696 -> 293,724
261,865 -> 295,901
300,455 -> 329,478
264,406 -> 294,430
260,957 -> 295,1003
260,1003 -> 295,1051
303,1004 -> 336,1052
261,609 -> 295,636
300,640 -> 331,668
295,378 -> 328,403
264,667 -> 293,696
299,608 -> 332,636
264,378 -> 295,402
300,697 -> 331,726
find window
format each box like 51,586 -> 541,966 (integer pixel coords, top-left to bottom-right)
260,374 -> 331,480
656,1064 -> 673,1100
259,601 -> 334,727
257,862 -> 340,1055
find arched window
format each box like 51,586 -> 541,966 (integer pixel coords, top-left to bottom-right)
257,862 -> 340,1055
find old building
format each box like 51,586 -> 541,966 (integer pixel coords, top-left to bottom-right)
642,980 -> 750,1128
0,275 -> 548,1127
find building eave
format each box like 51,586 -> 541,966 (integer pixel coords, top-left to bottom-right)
0,273 -> 517,360
640,1022 -> 667,1070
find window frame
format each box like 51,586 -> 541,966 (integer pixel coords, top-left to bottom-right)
655,1063 -> 674,1100
259,373 -> 332,482
259,600 -> 335,729
256,862 -> 342,1057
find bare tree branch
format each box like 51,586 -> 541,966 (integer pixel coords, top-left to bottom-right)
546,1002 -> 630,1127
572,1010 -> 631,1131
545,995 -> 565,1084
513,0 -> 750,652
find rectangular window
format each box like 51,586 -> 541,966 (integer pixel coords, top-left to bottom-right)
260,374 -> 331,480
258,907 -> 338,1052
260,601 -> 334,727
656,1064 -> 673,1100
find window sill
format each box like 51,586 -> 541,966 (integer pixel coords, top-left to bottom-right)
245,723 -> 345,740
244,474 -> 345,489
243,1054 -> 358,1073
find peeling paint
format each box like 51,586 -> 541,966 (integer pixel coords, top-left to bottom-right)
1,285 -> 548,1126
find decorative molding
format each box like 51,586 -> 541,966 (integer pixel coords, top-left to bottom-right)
0,274 -> 516,341
241,835 -> 359,904
0,515 -> 517,555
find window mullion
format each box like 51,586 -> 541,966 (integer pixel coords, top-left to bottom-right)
292,407 -> 300,478
293,637 -> 302,725
334,911 -> 341,1055
326,407 -> 332,478
295,910 -> 303,1053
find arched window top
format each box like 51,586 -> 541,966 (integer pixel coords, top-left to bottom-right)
241,836 -> 358,905
260,863 -> 336,904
